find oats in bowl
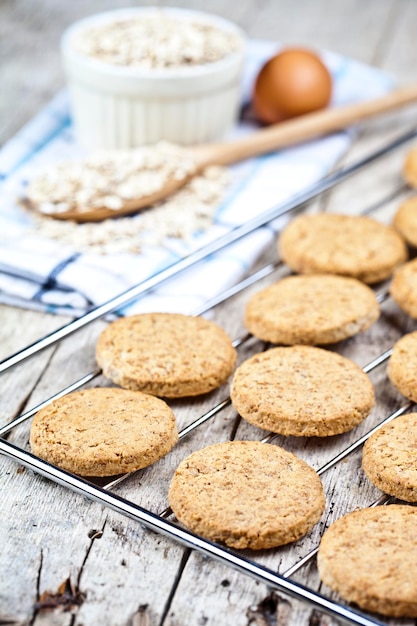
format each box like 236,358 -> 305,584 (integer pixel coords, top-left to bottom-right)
73,12 -> 242,69
61,8 -> 246,149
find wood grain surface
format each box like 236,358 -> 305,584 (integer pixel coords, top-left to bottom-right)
1,1 -> 417,625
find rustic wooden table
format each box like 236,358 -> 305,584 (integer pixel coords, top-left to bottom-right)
2,1 -> 417,625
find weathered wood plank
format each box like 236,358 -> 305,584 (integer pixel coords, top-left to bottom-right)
248,0 -> 395,63
3,1 -> 417,624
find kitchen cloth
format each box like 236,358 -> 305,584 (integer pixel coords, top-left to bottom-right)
0,40 -> 392,317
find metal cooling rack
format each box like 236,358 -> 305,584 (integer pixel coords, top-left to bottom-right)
2,128 -> 417,626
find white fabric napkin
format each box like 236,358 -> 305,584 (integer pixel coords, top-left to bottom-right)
0,40 -> 392,317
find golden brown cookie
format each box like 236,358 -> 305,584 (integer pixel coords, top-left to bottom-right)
30,387 -> 178,476
390,258 -> 417,318
393,195 -> 417,247
317,505 -> 417,617
279,213 -> 407,284
96,313 -> 237,398
230,346 -> 375,437
168,440 -> 325,550
387,331 -> 417,402
362,413 -> 417,502
403,146 -> 417,188
244,274 -> 379,345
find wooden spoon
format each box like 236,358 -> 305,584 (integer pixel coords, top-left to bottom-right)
27,83 -> 417,223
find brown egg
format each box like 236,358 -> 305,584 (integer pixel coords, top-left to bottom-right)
253,47 -> 332,124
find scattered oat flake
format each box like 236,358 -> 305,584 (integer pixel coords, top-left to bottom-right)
28,165 -> 230,255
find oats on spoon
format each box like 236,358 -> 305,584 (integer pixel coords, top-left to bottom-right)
25,142 -> 197,222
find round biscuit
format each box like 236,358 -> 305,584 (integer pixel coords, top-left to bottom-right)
317,505 -> 417,617
403,146 -> 417,188
244,274 -> 379,345
30,387 -> 178,476
279,213 -> 407,284
390,257 -> 417,318
168,440 -> 325,550
230,346 -> 375,437
387,331 -> 417,402
362,413 -> 417,502
96,313 -> 237,398
393,195 -> 417,247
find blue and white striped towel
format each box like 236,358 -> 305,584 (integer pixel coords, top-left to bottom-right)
0,40 -> 392,317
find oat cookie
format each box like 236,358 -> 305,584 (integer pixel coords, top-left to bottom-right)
387,331 -> 417,402
168,440 -> 325,550
390,258 -> 417,318
96,313 -> 237,398
403,146 -> 417,188
244,274 -> 379,345
362,413 -> 417,502
279,213 -> 407,283
30,387 -> 178,476
230,346 -> 374,437
317,505 -> 417,617
393,195 -> 417,247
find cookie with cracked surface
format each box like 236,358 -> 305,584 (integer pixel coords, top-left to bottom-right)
244,274 -> 379,345
278,213 -> 407,284
390,258 -> 417,319
96,312 -> 237,398
393,195 -> 417,247
230,346 -> 375,437
30,387 -> 178,476
317,505 -> 417,617
362,413 -> 417,502
387,331 -> 417,402
168,440 -> 325,550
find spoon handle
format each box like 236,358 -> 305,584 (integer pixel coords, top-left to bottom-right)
192,83 -> 417,168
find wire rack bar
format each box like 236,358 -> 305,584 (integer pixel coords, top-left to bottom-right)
192,261 -> 281,316
1,127 -> 416,375
362,348 -> 393,374
0,438 -> 386,626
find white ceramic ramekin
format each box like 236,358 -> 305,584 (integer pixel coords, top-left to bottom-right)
61,7 -> 245,150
